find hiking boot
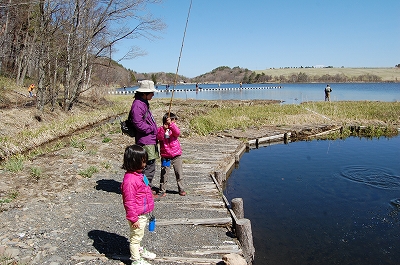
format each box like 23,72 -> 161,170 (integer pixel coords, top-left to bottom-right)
131,258 -> 152,265
179,190 -> 186,196
140,247 -> 156,260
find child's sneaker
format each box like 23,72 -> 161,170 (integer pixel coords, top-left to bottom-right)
140,247 -> 156,260
131,258 -> 151,265
179,190 -> 186,196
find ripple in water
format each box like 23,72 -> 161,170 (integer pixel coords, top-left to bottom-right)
390,198 -> 400,207
337,165 -> 400,190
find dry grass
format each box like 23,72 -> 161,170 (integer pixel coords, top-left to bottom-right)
190,101 -> 400,135
255,67 -> 400,81
0,95 -> 130,159
1,88 -> 399,160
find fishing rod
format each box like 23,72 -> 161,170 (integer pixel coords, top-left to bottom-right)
168,0 -> 193,115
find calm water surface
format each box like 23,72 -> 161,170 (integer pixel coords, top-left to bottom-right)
224,136 -> 400,265
121,83 -> 400,104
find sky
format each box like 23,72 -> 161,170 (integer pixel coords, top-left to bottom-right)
113,0 -> 400,78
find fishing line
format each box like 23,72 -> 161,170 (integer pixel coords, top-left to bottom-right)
168,0 -> 193,115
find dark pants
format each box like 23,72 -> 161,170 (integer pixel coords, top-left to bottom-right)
143,159 -> 156,187
159,155 -> 184,193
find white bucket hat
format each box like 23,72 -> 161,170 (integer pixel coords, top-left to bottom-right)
135,80 -> 157,93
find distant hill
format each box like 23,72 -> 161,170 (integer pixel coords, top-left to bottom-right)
255,67 -> 400,83
97,63 -> 400,88
131,66 -> 400,85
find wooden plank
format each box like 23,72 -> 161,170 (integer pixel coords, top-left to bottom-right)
185,249 -> 242,255
194,184 -> 217,189
202,244 -> 239,249
157,201 -> 225,207
193,187 -> 219,192
193,189 -> 219,194
248,133 -> 288,145
307,126 -> 341,138
176,207 -> 227,213
155,256 -> 222,264
156,217 -> 231,226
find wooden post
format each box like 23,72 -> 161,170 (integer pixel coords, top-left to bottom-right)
235,218 -> 255,264
284,132 -> 289,144
214,171 -> 225,186
231,198 -> 244,219
245,142 -> 250,152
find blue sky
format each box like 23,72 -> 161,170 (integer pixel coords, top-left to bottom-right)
113,0 -> 400,78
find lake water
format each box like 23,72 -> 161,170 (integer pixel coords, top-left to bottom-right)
120,83 -> 400,104
223,136 -> 400,265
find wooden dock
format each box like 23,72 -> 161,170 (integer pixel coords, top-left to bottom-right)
148,136 -> 247,264
148,131 -> 293,264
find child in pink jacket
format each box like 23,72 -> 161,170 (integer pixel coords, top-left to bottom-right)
156,112 -> 186,197
121,145 -> 156,265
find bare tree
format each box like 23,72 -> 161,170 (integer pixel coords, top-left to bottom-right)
59,0 -> 165,111
1,0 -> 165,111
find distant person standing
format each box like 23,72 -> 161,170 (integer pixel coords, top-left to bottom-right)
239,82 -> 243,88
28,84 -> 35,97
324,84 -> 332,101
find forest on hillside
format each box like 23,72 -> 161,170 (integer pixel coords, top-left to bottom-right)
142,65 -> 399,85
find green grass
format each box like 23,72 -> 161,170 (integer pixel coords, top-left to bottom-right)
70,136 -> 86,151
29,167 -> 43,181
0,190 -> 19,204
4,155 -> 25,172
102,161 -> 112,169
78,166 -> 99,178
102,137 -> 111,143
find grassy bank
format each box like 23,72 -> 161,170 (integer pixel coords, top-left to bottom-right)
1,94 -> 399,161
255,67 -> 400,82
189,101 -> 400,135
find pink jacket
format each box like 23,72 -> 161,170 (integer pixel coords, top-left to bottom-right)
156,122 -> 182,158
121,171 -> 154,223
